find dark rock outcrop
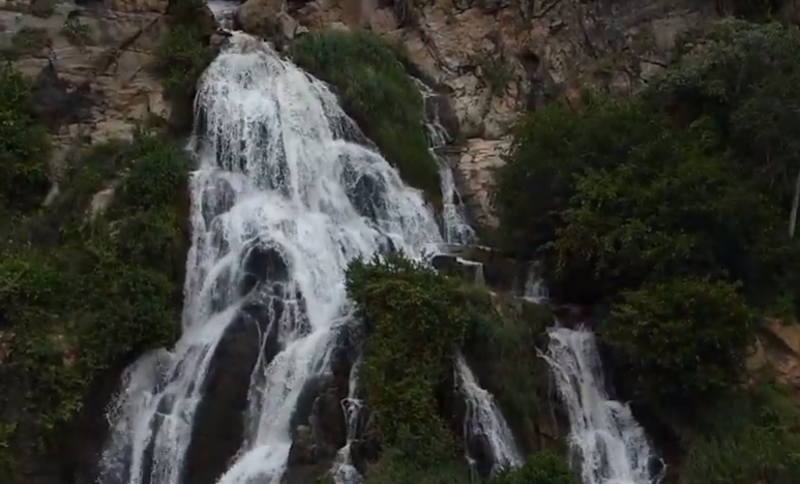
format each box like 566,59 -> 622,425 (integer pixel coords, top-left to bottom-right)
182,304 -> 282,484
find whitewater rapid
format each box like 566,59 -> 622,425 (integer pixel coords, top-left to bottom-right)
542,327 -> 663,484
98,33 -> 441,484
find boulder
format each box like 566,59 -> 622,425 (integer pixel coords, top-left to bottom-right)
237,0 -> 285,38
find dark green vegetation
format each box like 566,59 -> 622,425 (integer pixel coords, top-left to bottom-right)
679,377 -> 800,484
291,31 -> 442,208
0,65 -> 191,483
0,64 -> 50,212
346,254 -> 577,483
153,0 -> 216,132
493,17 -> 800,483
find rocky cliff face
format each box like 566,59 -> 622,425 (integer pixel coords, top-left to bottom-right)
0,0 -> 178,198
237,0 -> 719,229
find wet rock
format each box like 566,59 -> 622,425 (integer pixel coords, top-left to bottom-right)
239,242 -> 290,295
290,374 -> 333,439
343,166 -> 386,222
183,303 -> 281,484
437,245 -> 530,294
431,254 -> 483,285
329,115 -> 373,148
348,406 -> 381,474
237,0 -> 284,38
465,432 -> 494,478
201,175 -> 237,226
423,89 -> 460,143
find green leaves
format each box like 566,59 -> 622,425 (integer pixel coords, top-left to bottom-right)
291,31 -> 441,209
0,130 -> 190,471
346,254 -> 471,464
0,64 -> 50,212
492,19 -> 800,408
601,278 -> 756,403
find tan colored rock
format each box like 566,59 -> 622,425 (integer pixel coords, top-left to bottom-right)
455,137 -> 511,229
106,0 -> 170,13
90,187 -> 116,219
238,0 -> 285,36
0,0 -> 180,192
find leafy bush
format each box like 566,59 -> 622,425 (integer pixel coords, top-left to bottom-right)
292,30 -> 442,208
492,96 -> 676,262
0,131 -> 191,475
463,295 -> 552,453
554,124 -> 787,305
0,64 -> 50,211
493,451 -> 580,484
153,0 -> 215,132
679,379 -> 800,484
364,449 -> 577,484
646,20 -> 800,220
601,278 -> 757,404
364,449 -> 471,484
346,253 -> 481,464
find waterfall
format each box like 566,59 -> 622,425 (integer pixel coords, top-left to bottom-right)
98,33 -> 443,484
542,327 -> 663,484
413,81 -> 518,474
414,78 -> 475,246
455,354 -> 522,474
331,358 -> 364,484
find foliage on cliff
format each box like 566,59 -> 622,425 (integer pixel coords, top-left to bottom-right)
604,278 -> 757,403
493,19 -> 800,411
291,30 -> 442,208
346,254 -> 576,482
0,65 -> 191,482
346,254 -> 477,464
679,378 -> 800,484
0,64 -> 50,213
154,0 -> 216,132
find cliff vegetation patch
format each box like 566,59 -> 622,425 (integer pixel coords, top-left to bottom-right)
0,65 -> 192,483
493,16 -> 800,481
291,30 -> 442,209
346,254 -> 576,482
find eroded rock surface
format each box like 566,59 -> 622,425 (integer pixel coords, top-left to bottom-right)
0,0 -> 189,184
235,0 -> 718,231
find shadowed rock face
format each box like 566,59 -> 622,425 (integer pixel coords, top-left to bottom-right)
181,303 -> 282,484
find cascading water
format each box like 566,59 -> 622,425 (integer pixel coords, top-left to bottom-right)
414,82 -> 519,473
99,33 -> 443,484
415,78 -> 475,246
331,358 -> 365,484
455,354 -> 522,474
523,265 -> 548,302
542,327 -> 663,484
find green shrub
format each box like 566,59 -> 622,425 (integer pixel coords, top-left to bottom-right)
493,451 -> 580,484
553,124 -> 787,304
463,295 -> 551,453
0,64 -> 50,211
492,96 -> 676,262
364,448 -> 577,484
646,20 -> 800,218
1,131 -> 190,464
364,449 -> 471,484
153,0 -> 215,132
601,278 -> 757,404
291,30 -> 442,208
346,253 -> 479,464
680,379 -> 800,484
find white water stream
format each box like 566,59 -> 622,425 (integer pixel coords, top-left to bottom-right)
542,327 -> 663,484
95,29 -> 522,484
99,33 -> 441,484
455,354 -> 522,474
